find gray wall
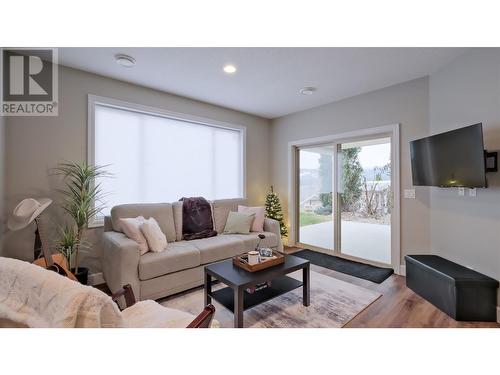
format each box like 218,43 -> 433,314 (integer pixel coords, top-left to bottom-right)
4,50 -> 499,312
270,77 -> 431,263
0,115 -> 5,256
3,65 -> 271,272
429,49 -> 500,298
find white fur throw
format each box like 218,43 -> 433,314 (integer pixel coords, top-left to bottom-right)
0,257 -> 123,328
0,257 -> 215,328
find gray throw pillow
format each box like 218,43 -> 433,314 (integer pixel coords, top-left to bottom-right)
223,211 -> 255,234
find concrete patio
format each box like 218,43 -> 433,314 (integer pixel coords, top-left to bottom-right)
299,220 -> 391,264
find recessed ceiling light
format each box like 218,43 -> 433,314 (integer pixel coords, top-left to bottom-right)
223,64 -> 237,74
299,87 -> 316,95
115,54 -> 136,68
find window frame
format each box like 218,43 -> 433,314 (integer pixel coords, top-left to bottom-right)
87,94 -> 247,228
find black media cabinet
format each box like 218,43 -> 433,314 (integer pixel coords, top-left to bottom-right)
405,255 -> 499,322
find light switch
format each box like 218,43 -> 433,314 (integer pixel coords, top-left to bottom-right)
469,188 -> 477,197
404,189 -> 415,199
458,187 -> 465,196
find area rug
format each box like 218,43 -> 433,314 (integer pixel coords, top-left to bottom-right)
160,270 -> 381,328
294,249 -> 394,283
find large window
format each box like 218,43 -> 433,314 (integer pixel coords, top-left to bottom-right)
89,96 -> 245,225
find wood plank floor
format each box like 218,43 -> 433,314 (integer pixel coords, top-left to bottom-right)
284,246 -> 499,328
98,247 -> 499,328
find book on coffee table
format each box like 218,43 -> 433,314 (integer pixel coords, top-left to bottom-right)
246,281 -> 272,294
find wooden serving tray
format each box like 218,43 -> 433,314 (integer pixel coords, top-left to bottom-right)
233,250 -> 285,272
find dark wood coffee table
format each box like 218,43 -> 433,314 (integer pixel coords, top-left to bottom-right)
204,254 -> 310,328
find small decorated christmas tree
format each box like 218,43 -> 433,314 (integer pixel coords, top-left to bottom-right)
265,186 -> 288,237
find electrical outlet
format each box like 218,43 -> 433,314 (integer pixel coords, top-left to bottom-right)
469,188 -> 477,197
458,187 -> 465,196
404,189 -> 415,199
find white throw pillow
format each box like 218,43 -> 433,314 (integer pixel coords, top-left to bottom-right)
120,216 -> 149,255
238,205 -> 265,232
140,217 -> 168,253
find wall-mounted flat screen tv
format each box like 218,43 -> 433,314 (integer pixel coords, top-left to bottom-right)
410,123 -> 487,188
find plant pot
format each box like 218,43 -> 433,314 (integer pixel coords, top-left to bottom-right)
71,267 -> 89,285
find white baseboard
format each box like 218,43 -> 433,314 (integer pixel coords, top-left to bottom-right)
398,265 -> 406,276
88,272 -> 105,286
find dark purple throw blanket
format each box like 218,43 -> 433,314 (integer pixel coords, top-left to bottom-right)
179,197 -> 218,241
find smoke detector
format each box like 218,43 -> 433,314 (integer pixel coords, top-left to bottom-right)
115,54 -> 136,68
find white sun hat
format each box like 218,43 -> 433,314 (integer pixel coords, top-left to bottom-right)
7,198 -> 53,231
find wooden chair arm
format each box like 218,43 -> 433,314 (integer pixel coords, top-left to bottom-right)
112,284 -> 136,309
186,304 -> 216,328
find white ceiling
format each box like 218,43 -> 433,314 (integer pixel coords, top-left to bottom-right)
58,48 -> 467,119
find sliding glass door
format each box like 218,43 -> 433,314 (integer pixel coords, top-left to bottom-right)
296,136 -> 393,266
298,145 -> 334,250
338,138 -> 391,264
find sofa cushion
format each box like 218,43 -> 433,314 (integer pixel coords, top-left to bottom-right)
223,211 -> 255,234
120,216 -> 149,255
122,300 -> 219,328
111,203 -> 176,243
211,198 -> 248,234
140,217 -> 168,252
122,300 -> 195,328
189,235 -> 245,264
139,241 -> 200,280
224,232 -> 279,252
238,205 -> 265,232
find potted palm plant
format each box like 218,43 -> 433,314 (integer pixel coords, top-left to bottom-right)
55,162 -> 110,284
56,225 -> 78,268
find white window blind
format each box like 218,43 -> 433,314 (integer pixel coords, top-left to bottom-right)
92,102 -> 244,220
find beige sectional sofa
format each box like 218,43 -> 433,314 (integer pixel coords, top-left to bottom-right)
101,198 -> 283,306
